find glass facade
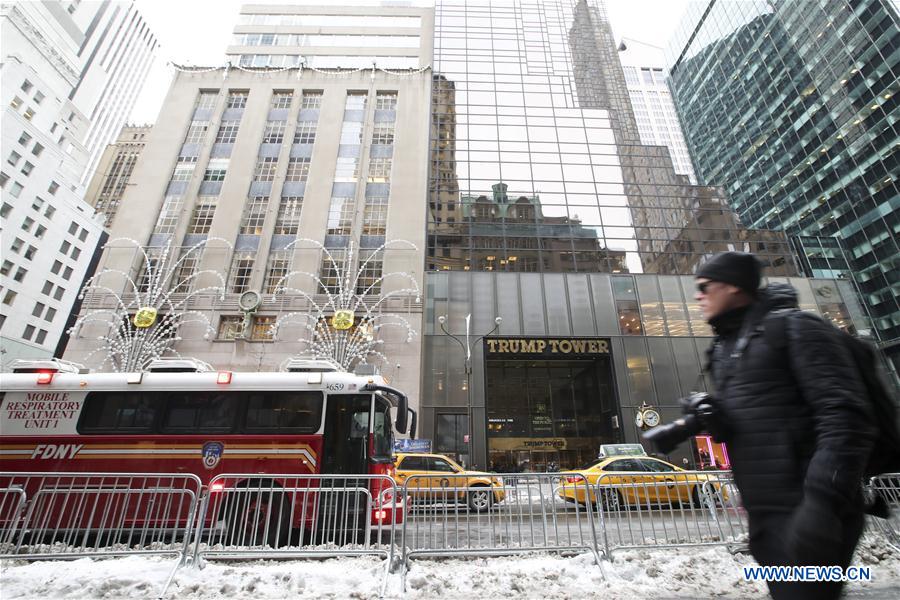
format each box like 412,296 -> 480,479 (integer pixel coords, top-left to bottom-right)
423,270 -> 868,469
428,0 -> 801,279
666,0 -> 899,363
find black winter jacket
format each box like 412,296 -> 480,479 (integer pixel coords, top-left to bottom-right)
706,283 -> 875,514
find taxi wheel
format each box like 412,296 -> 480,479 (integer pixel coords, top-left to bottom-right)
691,486 -> 710,509
468,486 -> 493,512
601,489 -> 624,512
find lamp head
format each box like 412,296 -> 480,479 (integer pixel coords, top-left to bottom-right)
438,315 -> 446,324
494,316 -> 503,325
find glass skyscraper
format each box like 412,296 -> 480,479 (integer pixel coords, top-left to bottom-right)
666,0 -> 899,371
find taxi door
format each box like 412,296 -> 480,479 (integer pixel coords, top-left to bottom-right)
602,458 -> 652,506
395,455 -> 430,499
426,456 -> 462,503
638,458 -> 687,505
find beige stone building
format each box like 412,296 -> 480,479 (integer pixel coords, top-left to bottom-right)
84,124 -> 151,227
64,5 -> 435,411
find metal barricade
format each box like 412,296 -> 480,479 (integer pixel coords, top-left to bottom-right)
593,470 -> 746,557
867,473 -> 900,549
400,473 -> 602,589
191,474 -> 399,564
0,472 -> 201,561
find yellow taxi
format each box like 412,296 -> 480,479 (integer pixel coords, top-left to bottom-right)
393,453 -> 506,512
557,454 -> 723,510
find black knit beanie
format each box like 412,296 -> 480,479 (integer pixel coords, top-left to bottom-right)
695,252 -> 762,295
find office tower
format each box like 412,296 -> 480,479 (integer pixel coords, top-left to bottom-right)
422,0 -> 859,470
667,0 -> 899,373
0,0 -> 158,366
618,38 -> 696,183
85,124 -> 150,227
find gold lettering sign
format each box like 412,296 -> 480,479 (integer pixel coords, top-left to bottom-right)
133,307 -> 157,329
331,310 -> 354,330
485,337 -> 610,355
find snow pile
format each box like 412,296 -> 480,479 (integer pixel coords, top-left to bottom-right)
2,534 -> 898,598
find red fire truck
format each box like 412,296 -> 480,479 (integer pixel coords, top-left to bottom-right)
0,357 -> 416,545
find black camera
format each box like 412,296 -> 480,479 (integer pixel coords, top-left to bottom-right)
642,392 -> 717,455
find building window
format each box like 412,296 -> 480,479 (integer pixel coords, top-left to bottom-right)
334,156 -> 359,181
367,157 -> 392,182
253,157 -> 278,181
35,329 -> 47,344
41,281 -> 53,295
51,260 -> 62,274
327,197 -> 355,235
284,157 -> 310,182
13,267 -> 27,282
1,202 -> 11,217
188,197 -> 217,234
372,124 -> 395,145
262,120 -> 285,144
8,151 -> 21,166
68,222 -> 78,235
78,228 -> 88,242
240,196 -> 269,234
31,143 -> 44,157
228,251 -> 256,293
264,251 -> 292,294
196,91 -> 219,110
153,195 -> 183,235
203,158 -> 229,182
172,157 -> 197,181
32,302 -> 45,317
20,161 -> 33,176
362,196 -> 389,235
53,286 -> 65,301
44,205 -> 55,219
71,247 -> 81,260
171,248 -> 201,293
11,182 -> 23,197
45,307 -> 56,322
33,91 -> 44,105
1,260 -> 12,275
21,80 -> 32,93
184,121 -> 208,144
23,324 -> 35,341
356,249 -> 383,295
301,91 -> 323,110
345,92 -> 367,111
340,121 -> 363,144
293,121 -> 317,144
274,196 -> 303,234
226,91 -> 249,109
318,249 -> 345,294
0,173 -> 8,188
217,316 -> 244,340
271,91 -> 293,109
214,121 -> 240,143
250,315 -> 276,341
62,266 -> 73,280
12,238 -> 25,253
35,225 -> 46,238
18,132 -> 32,146
21,216 -> 34,231
24,245 -> 37,260
375,91 -> 397,110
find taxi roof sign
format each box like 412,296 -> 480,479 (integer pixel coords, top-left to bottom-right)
598,443 -> 647,458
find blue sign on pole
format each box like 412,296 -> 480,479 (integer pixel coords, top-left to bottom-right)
393,439 -> 432,453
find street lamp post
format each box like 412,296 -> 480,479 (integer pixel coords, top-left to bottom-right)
437,313 -> 502,468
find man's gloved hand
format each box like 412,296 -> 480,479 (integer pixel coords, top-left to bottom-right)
785,493 -> 844,566
681,393 -> 730,442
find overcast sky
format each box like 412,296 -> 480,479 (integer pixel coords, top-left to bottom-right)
129,0 -> 691,123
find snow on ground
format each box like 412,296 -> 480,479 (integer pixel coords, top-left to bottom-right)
2,534 -> 899,599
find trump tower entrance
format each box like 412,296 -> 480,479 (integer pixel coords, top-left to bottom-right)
484,337 -> 622,472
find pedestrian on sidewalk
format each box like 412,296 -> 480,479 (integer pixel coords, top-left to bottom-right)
693,251 -> 875,599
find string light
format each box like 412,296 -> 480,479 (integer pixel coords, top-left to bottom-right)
69,237 -> 231,372
268,238 -> 421,372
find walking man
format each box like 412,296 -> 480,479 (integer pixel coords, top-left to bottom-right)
694,251 -> 875,599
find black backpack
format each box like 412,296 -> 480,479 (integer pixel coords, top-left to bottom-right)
765,309 -> 900,478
